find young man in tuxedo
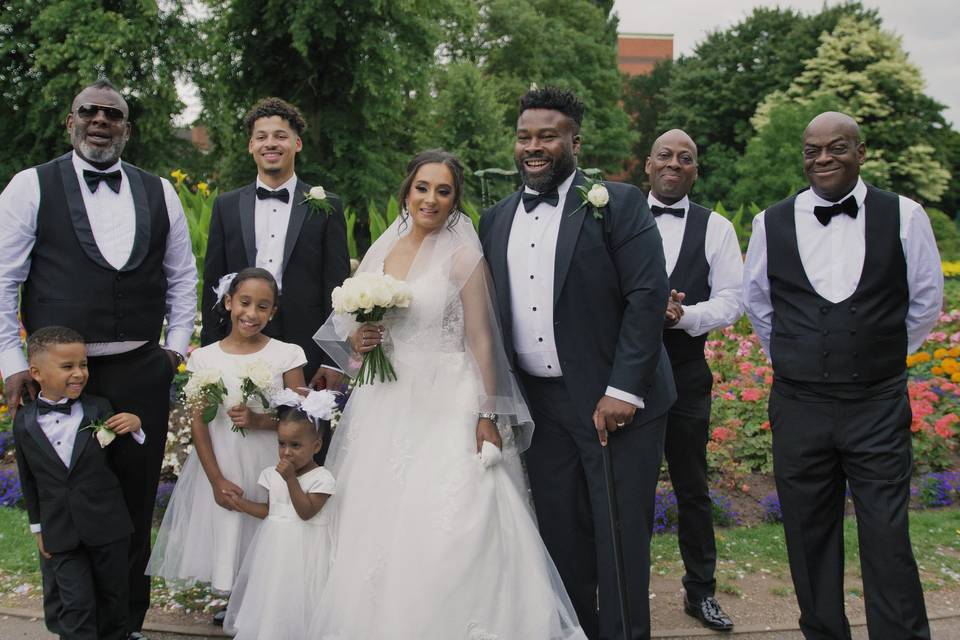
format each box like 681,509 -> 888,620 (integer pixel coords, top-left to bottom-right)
480,87 -> 676,640
14,326 -> 145,640
0,79 -> 198,640
647,129 -> 741,631
201,97 -> 350,390
743,112 -> 942,639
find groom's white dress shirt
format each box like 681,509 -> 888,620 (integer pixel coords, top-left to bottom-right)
743,178 -> 943,357
254,173 -> 297,290
507,171 -> 644,409
650,193 -> 744,336
0,151 -> 197,378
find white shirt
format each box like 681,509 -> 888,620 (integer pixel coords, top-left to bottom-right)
254,174 -> 297,290
0,152 -> 198,378
743,178 -> 943,357
507,172 -> 644,409
650,194 -> 744,336
29,393 -> 145,533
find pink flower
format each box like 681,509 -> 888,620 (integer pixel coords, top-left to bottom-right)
760,421 -> 771,431
739,362 -> 754,374
741,388 -> 764,402
934,414 -> 958,439
711,427 -> 734,443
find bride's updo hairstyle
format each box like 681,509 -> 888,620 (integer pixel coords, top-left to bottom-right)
397,149 -> 465,231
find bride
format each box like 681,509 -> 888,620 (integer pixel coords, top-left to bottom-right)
310,150 -> 586,639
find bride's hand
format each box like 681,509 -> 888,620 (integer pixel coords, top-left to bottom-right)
349,323 -> 384,355
475,418 -> 501,453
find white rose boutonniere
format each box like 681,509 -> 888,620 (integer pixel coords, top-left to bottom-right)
300,185 -> 334,218
83,417 -> 117,448
572,175 -> 609,220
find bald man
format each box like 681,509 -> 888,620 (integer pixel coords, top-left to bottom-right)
743,112 -> 942,639
645,130 -> 741,631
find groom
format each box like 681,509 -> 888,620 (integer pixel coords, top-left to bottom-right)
480,87 -> 676,640
201,97 -> 350,387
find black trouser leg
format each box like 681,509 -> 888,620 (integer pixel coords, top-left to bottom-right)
663,359 -> 715,601
48,548 -> 98,640
89,538 -> 130,640
86,343 -> 172,633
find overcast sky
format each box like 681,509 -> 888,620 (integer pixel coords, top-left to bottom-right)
612,0 -> 960,125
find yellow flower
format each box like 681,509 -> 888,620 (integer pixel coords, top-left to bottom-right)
932,366 -> 945,376
949,347 -> 960,358
934,348 -> 949,359
913,352 -> 932,363
942,358 -> 959,375
952,372 -> 960,383
0,404 -> 7,413
170,169 -> 187,185
197,182 -> 209,196
942,261 -> 960,278
177,362 -> 187,374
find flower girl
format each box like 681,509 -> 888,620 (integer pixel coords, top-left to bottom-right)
223,391 -> 338,640
148,268 -> 308,594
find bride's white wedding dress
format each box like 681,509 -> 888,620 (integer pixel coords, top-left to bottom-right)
311,218 -> 585,640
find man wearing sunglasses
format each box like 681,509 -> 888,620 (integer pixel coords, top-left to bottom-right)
0,79 -> 197,640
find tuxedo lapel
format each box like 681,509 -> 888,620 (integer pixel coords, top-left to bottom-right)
57,154 -> 115,271
239,185 -> 257,266
68,399 -> 97,472
119,163 -> 152,272
23,404 -> 68,473
553,171 -> 588,305
282,180 -> 309,273
488,191 -> 523,335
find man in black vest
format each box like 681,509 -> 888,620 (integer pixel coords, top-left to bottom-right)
743,112 -> 942,639
200,97 -> 350,390
646,129 -> 741,631
0,80 -> 198,640
480,87 -> 676,640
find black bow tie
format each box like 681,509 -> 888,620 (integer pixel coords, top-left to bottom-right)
82,169 -> 122,194
813,195 -> 858,226
651,205 -> 685,218
522,189 -> 559,213
38,398 -> 76,416
256,186 -> 290,203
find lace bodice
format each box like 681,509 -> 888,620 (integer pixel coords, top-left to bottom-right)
386,266 -> 466,354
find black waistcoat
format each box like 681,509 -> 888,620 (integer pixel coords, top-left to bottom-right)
662,202 -> 712,365
765,185 -> 907,384
22,153 -> 170,342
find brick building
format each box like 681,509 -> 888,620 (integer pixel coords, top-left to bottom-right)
617,33 -> 673,76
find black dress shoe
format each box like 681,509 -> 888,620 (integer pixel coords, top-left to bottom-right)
212,609 -> 227,626
684,595 -> 734,631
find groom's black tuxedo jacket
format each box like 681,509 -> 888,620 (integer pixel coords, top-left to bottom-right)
200,180 -> 351,379
13,395 -> 134,554
480,170 -> 676,426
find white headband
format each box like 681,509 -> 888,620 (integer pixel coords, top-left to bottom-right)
272,388 -> 339,425
212,272 -> 239,307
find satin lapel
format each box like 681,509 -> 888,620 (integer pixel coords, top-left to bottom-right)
68,398 -> 97,472
553,171 -> 588,305
23,404 -> 68,473
58,154 -> 114,271
120,163 -> 152,271
489,191 -> 523,333
240,185 -> 257,266
282,180 -> 309,273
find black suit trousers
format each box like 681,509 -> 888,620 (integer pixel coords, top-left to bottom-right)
769,379 -> 930,640
663,358 -> 716,601
84,343 -> 173,632
522,374 -> 666,640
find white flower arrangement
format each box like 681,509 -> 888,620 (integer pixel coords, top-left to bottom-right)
572,175 -> 610,220
183,367 -> 227,424
83,417 -> 117,448
236,360 -> 279,436
300,185 -> 334,217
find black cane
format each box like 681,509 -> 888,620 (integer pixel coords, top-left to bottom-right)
602,441 -> 633,640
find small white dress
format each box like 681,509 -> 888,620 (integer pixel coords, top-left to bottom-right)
147,338 -> 307,591
224,465 -> 336,640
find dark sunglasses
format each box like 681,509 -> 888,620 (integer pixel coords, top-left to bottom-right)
75,103 -> 126,122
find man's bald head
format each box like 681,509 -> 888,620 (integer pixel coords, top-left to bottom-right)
802,111 -> 865,202
645,128 -> 698,204
650,129 -> 698,161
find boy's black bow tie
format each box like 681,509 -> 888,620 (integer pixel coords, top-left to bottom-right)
82,169 -> 122,194
522,189 -> 559,212
38,398 -> 76,415
651,205 -> 685,218
813,195 -> 858,226
256,186 -> 290,203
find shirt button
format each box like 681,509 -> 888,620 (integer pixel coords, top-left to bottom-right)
822,329 -> 829,336
822,372 -> 830,379
820,306 -> 829,315
535,216 -> 539,220
532,307 -> 537,311
530,275 -> 534,280
538,337 -> 543,342
530,243 -> 535,248
269,259 -> 273,262
546,365 -> 552,370
271,234 -> 275,238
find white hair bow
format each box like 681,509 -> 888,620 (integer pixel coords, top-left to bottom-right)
212,272 -> 239,307
272,388 -> 339,423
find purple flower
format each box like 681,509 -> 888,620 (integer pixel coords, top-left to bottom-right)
709,489 -> 741,527
155,481 -> 176,510
0,468 -> 23,508
761,492 -> 783,523
653,487 -> 678,534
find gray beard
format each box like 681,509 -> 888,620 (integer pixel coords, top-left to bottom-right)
73,133 -> 125,165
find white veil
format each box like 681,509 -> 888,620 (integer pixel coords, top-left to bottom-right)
314,213 -> 535,453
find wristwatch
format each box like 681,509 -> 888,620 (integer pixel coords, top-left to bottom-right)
478,412 -> 498,422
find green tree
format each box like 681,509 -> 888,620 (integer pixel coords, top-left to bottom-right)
622,59 -> 673,188
657,3 -> 877,203
0,0 -> 194,182
753,15 -> 951,204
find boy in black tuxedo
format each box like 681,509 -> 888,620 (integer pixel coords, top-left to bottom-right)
13,326 -> 144,640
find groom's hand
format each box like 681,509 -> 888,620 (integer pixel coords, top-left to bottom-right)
309,366 -> 343,391
592,396 -> 637,446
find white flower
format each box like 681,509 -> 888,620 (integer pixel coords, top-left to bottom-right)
238,360 -> 274,391
332,272 -> 412,314
211,272 -> 238,306
95,428 -> 117,448
479,440 -> 501,469
308,186 -> 326,201
272,387 -> 304,408
183,368 -> 223,402
587,183 -> 609,208
300,389 -> 339,422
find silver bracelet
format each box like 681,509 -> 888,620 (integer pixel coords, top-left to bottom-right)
478,412 -> 498,422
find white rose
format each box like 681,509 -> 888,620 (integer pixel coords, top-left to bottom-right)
96,428 -> 117,448
309,186 -> 327,201
587,183 -> 609,208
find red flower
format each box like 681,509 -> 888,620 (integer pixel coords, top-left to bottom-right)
934,414 -> 958,439
741,388 -> 763,402
711,427 -> 734,443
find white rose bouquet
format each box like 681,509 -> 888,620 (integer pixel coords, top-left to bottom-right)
183,368 -> 228,424
331,271 -> 412,385
236,360 -> 279,436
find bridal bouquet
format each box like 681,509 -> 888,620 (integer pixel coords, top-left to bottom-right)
331,272 -> 412,385
183,368 -> 227,424
236,361 -> 279,436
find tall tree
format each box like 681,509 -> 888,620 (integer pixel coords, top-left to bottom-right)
0,0 -> 193,182
622,59 -> 672,188
750,15 -> 951,204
